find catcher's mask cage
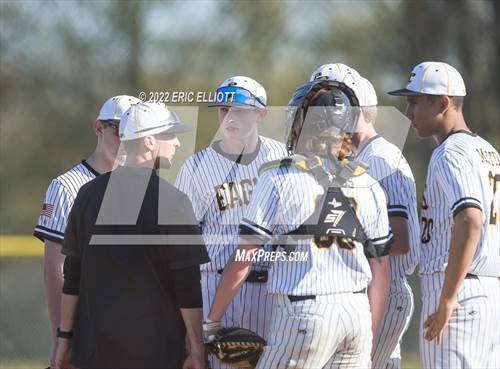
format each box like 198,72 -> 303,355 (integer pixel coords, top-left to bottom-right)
285,80 -> 360,155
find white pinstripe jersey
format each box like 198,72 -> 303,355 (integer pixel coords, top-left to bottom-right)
420,131 -> 500,276
241,160 -> 393,295
175,136 -> 287,272
355,136 -> 420,279
34,161 -> 99,243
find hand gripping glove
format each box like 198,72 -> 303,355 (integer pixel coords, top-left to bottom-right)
203,323 -> 266,369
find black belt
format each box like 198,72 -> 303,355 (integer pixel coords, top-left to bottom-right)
288,295 -> 315,302
465,273 -> 479,280
217,269 -> 268,283
288,288 -> 367,303
354,288 -> 367,294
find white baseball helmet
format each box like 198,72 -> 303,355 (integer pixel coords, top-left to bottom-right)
209,75 -> 267,109
311,64 -> 377,106
310,63 -> 361,83
347,76 -> 378,107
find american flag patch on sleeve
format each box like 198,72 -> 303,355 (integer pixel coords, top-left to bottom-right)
41,203 -> 54,218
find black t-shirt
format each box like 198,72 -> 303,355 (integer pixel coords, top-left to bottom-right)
62,166 -> 209,369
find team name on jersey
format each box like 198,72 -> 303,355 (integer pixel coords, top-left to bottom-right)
476,148 -> 500,166
215,177 -> 258,211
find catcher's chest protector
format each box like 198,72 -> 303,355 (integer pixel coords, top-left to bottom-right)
260,155 -> 379,258
288,186 -> 368,249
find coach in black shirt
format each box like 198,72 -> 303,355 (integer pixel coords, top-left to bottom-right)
53,102 -> 209,369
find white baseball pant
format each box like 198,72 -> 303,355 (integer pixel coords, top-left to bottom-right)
372,277 -> 414,369
420,273 -> 497,369
256,293 -> 372,369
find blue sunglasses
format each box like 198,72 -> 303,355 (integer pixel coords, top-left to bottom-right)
211,86 -> 266,109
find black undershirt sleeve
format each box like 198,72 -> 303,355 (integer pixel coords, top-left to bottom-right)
171,265 -> 202,309
62,255 -> 81,295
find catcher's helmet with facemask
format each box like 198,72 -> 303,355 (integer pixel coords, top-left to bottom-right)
284,80 -> 360,155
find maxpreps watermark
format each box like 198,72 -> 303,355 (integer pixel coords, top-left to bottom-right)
235,249 -> 309,262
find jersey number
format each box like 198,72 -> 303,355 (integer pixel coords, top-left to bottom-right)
421,194 -> 433,244
421,217 -> 433,244
489,171 -> 500,225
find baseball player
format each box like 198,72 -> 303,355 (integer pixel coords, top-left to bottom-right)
389,61 -> 500,369
33,95 -> 140,347
206,79 -> 393,368
175,76 -> 286,369
311,64 -> 419,369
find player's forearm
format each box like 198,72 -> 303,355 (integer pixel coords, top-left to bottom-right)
43,241 -> 65,339
388,217 -> 410,256
59,293 -> 78,332
181,308 -> 205,354
368,255 -> 390,337
441,208 -> 482,302
44,266 -> 63,336
208,245 -> 257,322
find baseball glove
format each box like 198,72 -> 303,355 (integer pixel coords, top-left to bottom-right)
204,327 -> 266,368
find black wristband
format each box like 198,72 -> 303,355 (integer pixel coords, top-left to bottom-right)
56,327 -> 73,339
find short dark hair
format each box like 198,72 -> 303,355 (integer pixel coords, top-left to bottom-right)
122,137 -> 144,155
450,96 -> 464,110
426,95 -> 463,110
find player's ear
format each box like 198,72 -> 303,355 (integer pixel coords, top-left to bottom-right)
257,108 -> 267,123
143,136 -> 156,151
439,95 -> 452,114
94,120 -> 104,137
